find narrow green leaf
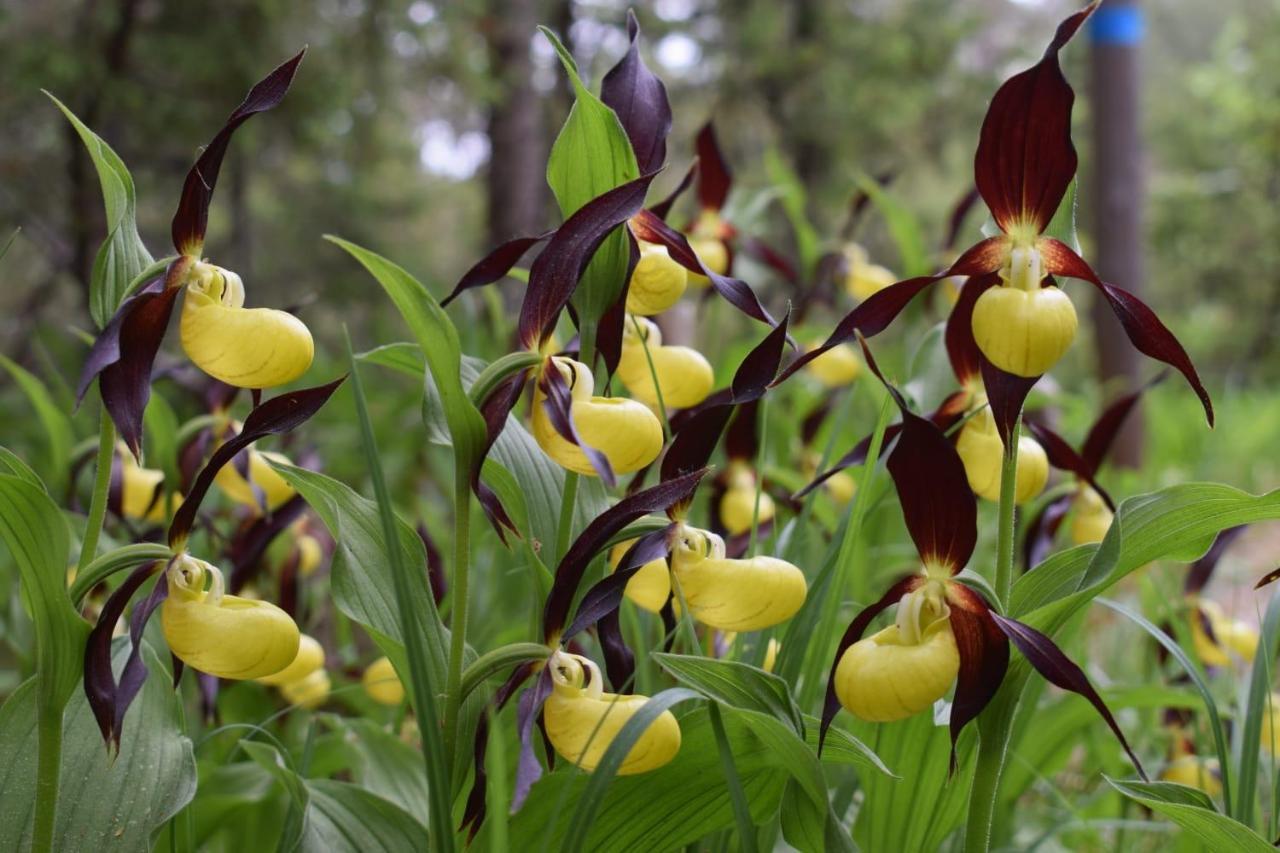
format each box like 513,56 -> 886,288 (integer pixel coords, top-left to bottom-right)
1234,585 -> 1280,825
0,446 -> 44,490
1108,777 -> 1273,853
654,652 -> 804,734
710,703 -> 760,853
0,356 -> 74,495
850,171 -> 928,277
460,643 -> 550,703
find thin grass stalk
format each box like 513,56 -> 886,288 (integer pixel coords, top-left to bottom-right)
709,703 -> 759,853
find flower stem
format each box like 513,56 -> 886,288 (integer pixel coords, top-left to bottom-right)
33,705 -> 63,853
555,471 -> 579,562
78,412 -> 115,573
993,414 -> 1021,607
443,466 -> 471,766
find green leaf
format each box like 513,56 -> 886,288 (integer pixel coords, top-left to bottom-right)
68,542 -> 171,608
325,237 -> 486,477
780,777 -> 855,853
726,707 -> 825,808
343,719 -> 431,826
460,642 -> 550,703
540,26 -> 640,348
1108,778 -> 1273,853
0,446 -> 44,490
763,147 -> 821,279
0,639 -> 195,850
46,93 -> 153,328
0,356 -> 74,496
851,171 -> 929,277
653,652 -> 805,733
1233,584 -> 1280,825
506,706 -> 789,852
356,342 -> 424,378
0,474 -> 86,714
303,779 -> 431,852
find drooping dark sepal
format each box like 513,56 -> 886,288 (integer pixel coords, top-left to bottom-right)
597,237 -> 641,380
227,494 -> 309,592
442,231 -> 554,306
945,274 -> 999,386
84,560 -> 165,748
818,575 -> 921,752
600,10 -> 672,176
1184,525 -> 1247,596
859,337 -> 977,573
460,661 -> 540,839
973,5 -> 1094,234
1023,420 -> 1114,511
991,612 -> 1147,779
1080,375 -> 1163,474
723,399 -> 760,463
171,50 -> 306,256
980,355 -> 1041,448
946,584 -> 1010,773
694,122 -> 731,211
1040,238 -> 1212,425
649,159 -> 697,222
168,377 -> 345,547
473,368 -> 529,543
941,186 -> 982,254
542,470 -> 707,641
563,525 -> 676,640
518,173 -> 658,350
513,665 -> 556,809
537,361 -> 616,487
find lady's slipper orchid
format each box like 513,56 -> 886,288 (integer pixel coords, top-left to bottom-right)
609,539 -> 671,613
179,261 -> 314,389
114,446 -> 172,522
213,443 -> 298,511
821,340 -> 1145,780
1161,754 -> 1222,797
625,241 -> 688,315
954,408 -> 1048,504
718,462 -> 775,536
1189,600 -> 1258,666
779,5 -> 1211,442
1068,486 -> 1112,546
841,243 -> 897,301
161,554 -> 300,680
255,633 -> 325,686
543,651 -> 681,774
803,342 -> 861,388
531,356 -> 664,478
279,668 -> 331,710
363,655 -> 405,706
616,316 -> 714,409
670,525 -> 805,631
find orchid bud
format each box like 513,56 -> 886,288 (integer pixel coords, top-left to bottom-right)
118,449 -> 169,522
531,357 -> 664,477
719,465 -> 775,535
670,526 -> 806,631
362,655 -> 405,706
1160,755 -> 1222,797
971,247 -> 1077,377
161,554 -> 300,680
279,668 -> 331,710
835,585 -> 959,722
802,342 -> 861,388
1069,486 -> 1113,545
625,241 -> 688,316
180,262 -> 314,388
255,633 -> 325,686
214,447 -> 298,511
608,539 -> 671,613
616,317 -> 714,410
954,409 -> 1048,504
1190,600 -> 1259,666
543,651 -> 681,774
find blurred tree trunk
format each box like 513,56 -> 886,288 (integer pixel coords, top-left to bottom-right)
483,0 -> 546,245
1089,0 -> 1146,468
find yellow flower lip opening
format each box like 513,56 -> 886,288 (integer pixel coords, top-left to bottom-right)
161,554 -> 300,680
531,357 -> 664,476
625,241 -> 688,316
363,655 -> 405,706
179,262 -> 314,389
670,525 -> 806,631
617,316 -> 714,409
543,651 -> 681,775
971,247 -> 1077,377
835,587 -> 958,722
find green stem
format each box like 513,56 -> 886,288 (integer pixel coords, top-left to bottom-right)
33,706 -> 63,853
993,414 -> 1021,607
709,703 -> 758,853
632,317 -> 671,441
78,412 -> 115,572
555,472 -> 580,562
964,413 -> 1023,853
748,396 -> 769,554
443,467 -> 471,765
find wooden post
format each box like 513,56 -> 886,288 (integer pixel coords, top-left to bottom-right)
1088,0 -> 1146,467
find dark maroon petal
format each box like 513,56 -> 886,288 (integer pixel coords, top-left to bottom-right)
227,494 -> 308,592
992,612 -> 1147,779
1255,567 -> 1280,591
460,662 -> 538,840
197,671 -> 220,723
737,237 -> 800,287
600,11 -> 672,175
649,159 -> 697,222
694,122 -> 731,211
819,575 -> 921,752
630,209 -> 777,328
542,469 -> 708,640
724,518 -> 776,558
1184,525 -> 1247,595
419,522 -> 448,606
518,172 -> 658,350
662,405 -> 734,487
980,356 -> 1041,448
598,608 -> 635,691
474,369 -> 530,542
860,337 -> 977,572
800,399 -> 834,447
941,186 -> 982,253
1080,375 -> 1163,474
794,424 -> 903,500
113,572 -> 171,743
730,310 -> 791,401
723,399 -> 760,463
537,363 -> 616,488
1040,237 -> 1212,426
442,231 -> 553,307
171,50 -> 305,255
513,666 -> 555,809
84,561 -> 163,747
973,6 -> 1094,233
947,585 -> 1009,773
76,275 -> 164,402
168,377 -> 345,547
597,238 -> 640,379
1023,421 -> 1114,511
564,526 -> 675,640
945,274 -> 999,386
1022,493 -> 1073,571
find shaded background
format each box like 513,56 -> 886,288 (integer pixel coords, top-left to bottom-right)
1,0 -> 1278,482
